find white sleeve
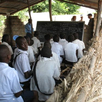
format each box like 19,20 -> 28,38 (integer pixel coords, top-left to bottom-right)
76,44 -> 79,50
53,63 -> 60,80
11,70 -> 23,93
21,54 -> 31,73
82,42 -> 85,49
60,45 -> 64,56
37,39 -> 41,48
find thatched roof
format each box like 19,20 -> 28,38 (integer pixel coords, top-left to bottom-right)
0,0 -> 98,15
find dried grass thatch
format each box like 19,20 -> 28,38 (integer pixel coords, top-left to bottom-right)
46,30 -> 102,102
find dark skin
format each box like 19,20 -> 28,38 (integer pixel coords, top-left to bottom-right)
0,45 -> 23,98
16,38 -> 33,79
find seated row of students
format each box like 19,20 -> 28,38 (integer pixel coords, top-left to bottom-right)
44,33 -> 85,66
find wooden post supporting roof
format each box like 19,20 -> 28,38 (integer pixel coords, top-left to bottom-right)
27,0 -> 33,37
95,0 -> 102,36
49,0 -> 52,21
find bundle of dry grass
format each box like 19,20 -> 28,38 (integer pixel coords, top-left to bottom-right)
46,32 -> 102,102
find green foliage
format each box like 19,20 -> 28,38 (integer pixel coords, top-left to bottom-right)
31,0 -> 80,15
14,8 -> 28,22
0,15 -> 6,37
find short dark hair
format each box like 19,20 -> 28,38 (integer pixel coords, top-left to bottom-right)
0,45 -> 10,62
73,32 -> 78,39
60,33 -> 66,39
53,35 -> 59,42
67,34 -> 74,42
34,31 -> 39,37
2,34 -> 9,42
44,34 -> 51,42
16,36 -> 24,46
88,13 -> 92,16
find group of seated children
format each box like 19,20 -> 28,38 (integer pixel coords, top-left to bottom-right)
0,31 -> 85,102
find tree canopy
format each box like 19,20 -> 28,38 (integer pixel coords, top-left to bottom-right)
31,0 -> 80,15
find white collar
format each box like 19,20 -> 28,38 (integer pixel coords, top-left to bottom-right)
41,57 -> 52,61
16,48 -> 28,55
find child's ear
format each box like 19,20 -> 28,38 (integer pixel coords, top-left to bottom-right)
7,54 -> 11,61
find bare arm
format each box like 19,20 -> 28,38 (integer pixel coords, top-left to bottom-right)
76,50 -> 78,59
24,70 -> 33,79
14,91 -> 22,97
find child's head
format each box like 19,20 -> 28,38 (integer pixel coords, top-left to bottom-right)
34,31 -> 39,37
67,34 -> 74,42
0,45 -> 11,63
2,34 -> 10,44
41,46 -> 52,58
53,35 -> 59,42
44,34 -> 51,42
73,32 -> 78,39
60,33 -> 66,39
16,36 -> 28,51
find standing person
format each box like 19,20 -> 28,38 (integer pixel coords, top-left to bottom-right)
32,31 -> 41,55
59,33 -> 68,49
72,33 -> 85,59
87,13 -> 94,39
0,44 -> 23,102
71,16 -> 76,21
13,36 -> 33,89
51,35 -> 64,64
79,15 -> 83,21
64,34 -> 79,66
25,19 -> 33,38
88,13 -> 94,27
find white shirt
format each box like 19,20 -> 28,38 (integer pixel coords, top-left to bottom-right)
32,37 -> 41,53
51,42 -> 64,63
27,46 -> 35,63
64,42 -> 79,62
13,48 -> 31,83
72,39 -> 85,58
30,57 -> 60,101
59,39 -> 68,48
0,63 -> 23,102
2,42 -> 13,55
51,52 -> 60,69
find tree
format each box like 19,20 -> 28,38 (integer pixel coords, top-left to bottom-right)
31,0 -> 80,15
14,8 -> 28,22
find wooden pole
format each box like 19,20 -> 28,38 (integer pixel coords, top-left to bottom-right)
27,0 -> 33,37
49,0 -> 52,21
95,0 -> 102,36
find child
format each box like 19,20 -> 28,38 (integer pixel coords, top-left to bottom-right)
32,31 -> 41,54
31,46 -> 60,101
72,32 -> 85,59
64,34 -> 79,66
0,44 -> 23,102
2,34 -> 13,55
51,35 -> 64,63
13,36 -> 33,89
24,36 -> 35,68
59,33 -> 68,49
